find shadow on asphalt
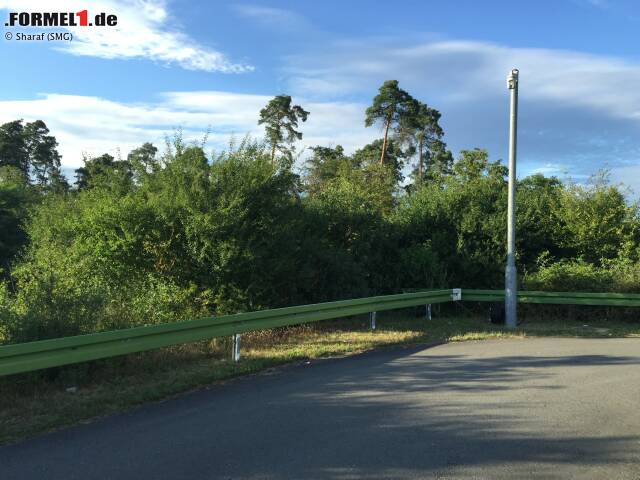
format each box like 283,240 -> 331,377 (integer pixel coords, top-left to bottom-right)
1,340 -> 639,479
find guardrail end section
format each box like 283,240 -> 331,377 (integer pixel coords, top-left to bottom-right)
452,288 -> 462,301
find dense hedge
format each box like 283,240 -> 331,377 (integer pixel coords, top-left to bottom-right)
1,140 -> 638,344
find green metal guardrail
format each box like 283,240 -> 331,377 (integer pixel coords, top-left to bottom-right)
462,289 -> 640,306
1,288 -> 638,377
0,289 -> 453,377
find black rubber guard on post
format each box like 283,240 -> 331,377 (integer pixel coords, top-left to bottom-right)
489,301 -> 505,324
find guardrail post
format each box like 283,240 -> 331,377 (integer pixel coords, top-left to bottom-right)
370,311 -> 377,330
426,304 -> 432,320
232,334 -> 241,362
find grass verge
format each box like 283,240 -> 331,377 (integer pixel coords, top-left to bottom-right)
1,310 -> 639,446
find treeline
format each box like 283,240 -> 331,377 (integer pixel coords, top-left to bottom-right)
0,80 -> 638,344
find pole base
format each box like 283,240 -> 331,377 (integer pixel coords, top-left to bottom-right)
505,264 -> 518,328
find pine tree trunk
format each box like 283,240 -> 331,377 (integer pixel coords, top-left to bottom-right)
418,139 -> 424,183
271,143 -> 276,166
380,119 -> 391,165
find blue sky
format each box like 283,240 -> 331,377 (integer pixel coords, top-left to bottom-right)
1,0 -> 640,191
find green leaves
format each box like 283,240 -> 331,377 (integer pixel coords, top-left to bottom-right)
0,82 -> 639,347
365,80 -> 416,165
74,153 -> 133,193
258,95 -> 309,164
365,80 -> 414,129
0,119 -> 66,191
365,80 -> 453,185
556,178 -> 636,264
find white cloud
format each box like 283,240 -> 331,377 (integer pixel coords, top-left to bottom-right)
525,163 -> 570,177
283,37 -> 640,187
233,4 -> 304,27
0,92 -> 375,173
2,26 -> 640,192
0,0 -> 252,72
286,38 -> 640,122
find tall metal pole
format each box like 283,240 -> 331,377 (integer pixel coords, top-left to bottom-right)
505,68 -> 519,328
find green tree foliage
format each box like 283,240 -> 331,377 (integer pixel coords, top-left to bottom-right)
0,167 -> 36,274
526,253 -> 640,291
128,142 -> 159,184
516,174 -> 566,269
258,95 -> 309,165
0,120 -> 29,178
304,145 -> 351,195
451,148 -> 506,182
556,175 -> 637,264
75,153 -> 133,193
365,80 -> 415,165
442,149 -> 508,285
304,140 -> 405,215
0,119 -> 66,190
0,120 -> 67,278
351,138 -> 408,184
398,101 -> 452,185
426,140 -> 454,180
23,120 -> 65,190
1,83 -> 640,345
3,138 -> 307,341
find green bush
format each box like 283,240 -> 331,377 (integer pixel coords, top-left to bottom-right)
0,282 -> 15,344
524,259 -> 640,293
3,133 -> 640,345
3,139 -> 311,342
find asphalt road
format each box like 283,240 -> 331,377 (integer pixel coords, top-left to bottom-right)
1,337 -> 639,479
